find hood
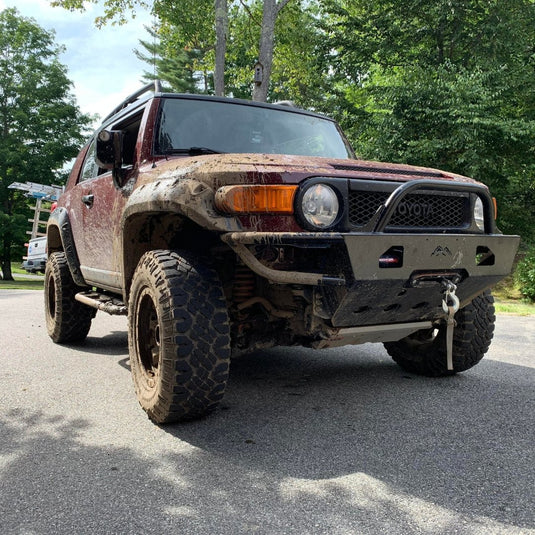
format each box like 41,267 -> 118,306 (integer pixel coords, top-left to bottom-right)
141,153 -> 479,189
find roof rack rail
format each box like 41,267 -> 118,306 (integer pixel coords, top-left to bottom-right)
274,100 -> 296,107
102,80 -> 162,122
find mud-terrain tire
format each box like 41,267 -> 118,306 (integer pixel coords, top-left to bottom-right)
44,251 -> 93,343
384,290 -> 495,376
128,250 -> 231,423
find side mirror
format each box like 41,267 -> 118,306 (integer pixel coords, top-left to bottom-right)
96,129 -> 126,187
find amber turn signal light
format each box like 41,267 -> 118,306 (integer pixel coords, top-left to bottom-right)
215,185 -> 298,214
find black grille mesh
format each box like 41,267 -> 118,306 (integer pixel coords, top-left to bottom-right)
348,191 -> 469,228
348,191 -> 389,226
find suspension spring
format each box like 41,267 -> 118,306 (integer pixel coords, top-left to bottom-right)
232,263 -> 255,304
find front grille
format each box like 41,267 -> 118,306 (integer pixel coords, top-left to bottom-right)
348,190 -> 470,229
348,191 -> 389,226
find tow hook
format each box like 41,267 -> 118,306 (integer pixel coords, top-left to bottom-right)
441,280 -> 460,371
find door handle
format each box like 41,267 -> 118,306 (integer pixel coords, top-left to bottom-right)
82,194 -> 94,207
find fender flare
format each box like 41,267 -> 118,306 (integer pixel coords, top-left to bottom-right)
47,207 -> 87,287
121,177 -> 242,233
119,177 -> 243,298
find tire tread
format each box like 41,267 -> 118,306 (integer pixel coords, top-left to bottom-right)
129,250 -> 231,423
44,252 -> 92,344
384,290 -> 495,376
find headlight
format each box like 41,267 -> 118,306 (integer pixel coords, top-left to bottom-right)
474,197 -> 485,231
301,184 -> 339,229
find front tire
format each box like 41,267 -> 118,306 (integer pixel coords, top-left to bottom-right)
44,251 -> 93,343
384,291 -> 495,376
128,250 -> 231,423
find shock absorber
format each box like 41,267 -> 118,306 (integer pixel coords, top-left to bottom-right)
232,262 -> 255,304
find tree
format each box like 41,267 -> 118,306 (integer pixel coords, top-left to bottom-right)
151,0 -> 293,100
0,8 -> 92,280
50,0 -> 149,26
251,0 -> 291,101
152,0 -> 218,93
52,0 -> 295,100
135,25 -> 204,93
266,1 -> 332,107
214,0 -> 228,96
319,0 -> 535,241
154,0 -> 293,100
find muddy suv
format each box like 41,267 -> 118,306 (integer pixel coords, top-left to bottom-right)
45,82 -> 519,423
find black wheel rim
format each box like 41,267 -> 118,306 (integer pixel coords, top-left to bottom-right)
136,289 -> 160,388
47,273 -> 56,319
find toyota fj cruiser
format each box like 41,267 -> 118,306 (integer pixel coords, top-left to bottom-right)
45,82 -> 519,423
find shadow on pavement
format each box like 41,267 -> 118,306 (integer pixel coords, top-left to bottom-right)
165,346 -> 535,530
2,342 -> 532,534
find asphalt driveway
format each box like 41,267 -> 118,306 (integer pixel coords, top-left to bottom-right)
0,290 -> 533,534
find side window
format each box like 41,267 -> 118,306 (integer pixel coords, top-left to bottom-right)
78,108 -> 144,183
113,112 -> 143,167
80,139 -> 99,182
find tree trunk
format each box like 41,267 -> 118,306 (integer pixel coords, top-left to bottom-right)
1,234 -> 14,281
252,0 -> 291,102
214,0 -> 228,96
252,0 -> 278,102
1,183 -> 14,280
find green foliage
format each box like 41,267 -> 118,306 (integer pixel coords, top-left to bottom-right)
222,1 -> 327,102
134,0 -> 217,94
319,0 -> 535,71
50,0 -> 149,27
0,8 -> 92,279
266,1 -> 332,107
345,63 -> 535,171
135,25 -> 205,93
515,248 -> 535,302
319,0 -> 535,241
154,0 -> 214,46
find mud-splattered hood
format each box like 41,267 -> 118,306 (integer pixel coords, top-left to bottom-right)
139,153 -> 480,190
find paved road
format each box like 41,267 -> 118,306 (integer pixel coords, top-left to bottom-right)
0,291 -> 533,535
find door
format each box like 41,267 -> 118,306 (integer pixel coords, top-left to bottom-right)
74,139 -> 126,290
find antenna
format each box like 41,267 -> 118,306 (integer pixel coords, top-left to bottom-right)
152,11 -> 157,79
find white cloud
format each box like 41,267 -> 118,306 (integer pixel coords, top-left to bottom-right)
0,0 -> 153,124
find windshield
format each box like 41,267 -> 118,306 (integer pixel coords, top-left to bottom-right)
156,98 -> 353,159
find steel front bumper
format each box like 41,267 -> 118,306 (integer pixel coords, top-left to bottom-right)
221,231 -> 519,328
337,232 -> 519,326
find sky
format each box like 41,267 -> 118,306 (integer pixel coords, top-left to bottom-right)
0,0 -> 153,125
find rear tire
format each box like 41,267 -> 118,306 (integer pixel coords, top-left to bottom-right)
384,291 -> 495,376
128,250 -> 231,423
44,251 -> 93,343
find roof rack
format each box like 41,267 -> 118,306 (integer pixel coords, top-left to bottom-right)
102,80 -> 162,122
274,100 -> 296,107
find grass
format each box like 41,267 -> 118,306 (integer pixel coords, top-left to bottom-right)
494,300 -> 535,316
2,263 -> 534,314
0,279 -> 44,290
11,264 -> 31,275
491,273 -> 535,315
0,262 -> 44,291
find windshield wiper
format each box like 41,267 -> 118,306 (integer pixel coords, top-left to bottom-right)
163,147 -> 224,156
